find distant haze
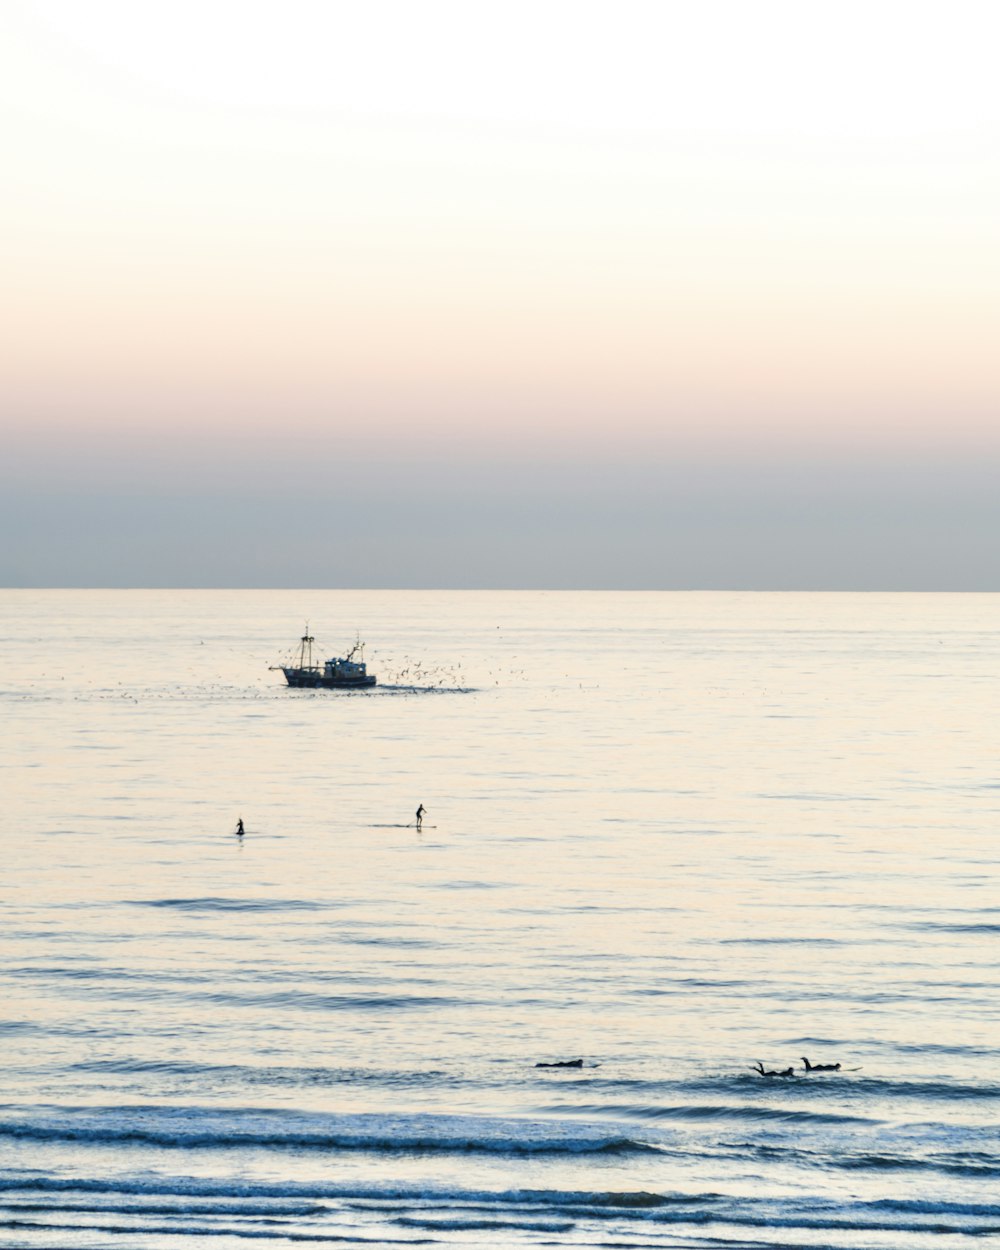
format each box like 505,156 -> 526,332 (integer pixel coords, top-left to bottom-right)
2,1 -> 998,588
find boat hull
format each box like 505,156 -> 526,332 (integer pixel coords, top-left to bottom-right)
282,667 -> 376,689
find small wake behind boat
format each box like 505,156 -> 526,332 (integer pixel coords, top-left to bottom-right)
271,631 -> 377,689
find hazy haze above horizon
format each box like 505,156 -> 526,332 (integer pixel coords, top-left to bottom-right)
3,0 -> 998,588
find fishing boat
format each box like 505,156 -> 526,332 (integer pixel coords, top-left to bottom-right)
271,631 -> 377,689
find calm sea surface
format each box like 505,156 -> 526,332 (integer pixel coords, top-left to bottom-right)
3,589 -> 1000,1248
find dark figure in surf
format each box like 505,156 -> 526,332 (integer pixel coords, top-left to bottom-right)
416,804 -> 425,829
535,1058 -> 584,1068
752,1061 -> 795,1077
801,1056 -> 841,1072
236,818 -> 244,836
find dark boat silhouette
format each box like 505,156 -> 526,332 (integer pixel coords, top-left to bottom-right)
271,630 -> 376,689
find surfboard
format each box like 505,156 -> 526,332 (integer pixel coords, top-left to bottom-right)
369,823 -> 438,829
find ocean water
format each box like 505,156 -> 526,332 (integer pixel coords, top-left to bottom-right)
3,588 -> 1000,1249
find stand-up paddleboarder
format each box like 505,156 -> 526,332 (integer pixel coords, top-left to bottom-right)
236,817 -> 245,836
415,804 -> 425,830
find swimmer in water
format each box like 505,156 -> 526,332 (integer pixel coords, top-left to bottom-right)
801,1056 -> 841,1072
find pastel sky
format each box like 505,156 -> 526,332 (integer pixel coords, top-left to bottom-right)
3,0 -> 998,587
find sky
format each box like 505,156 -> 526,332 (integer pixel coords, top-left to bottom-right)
2,0 -> 998,588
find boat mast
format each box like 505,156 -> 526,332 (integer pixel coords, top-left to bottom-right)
299,625 -> 315,670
